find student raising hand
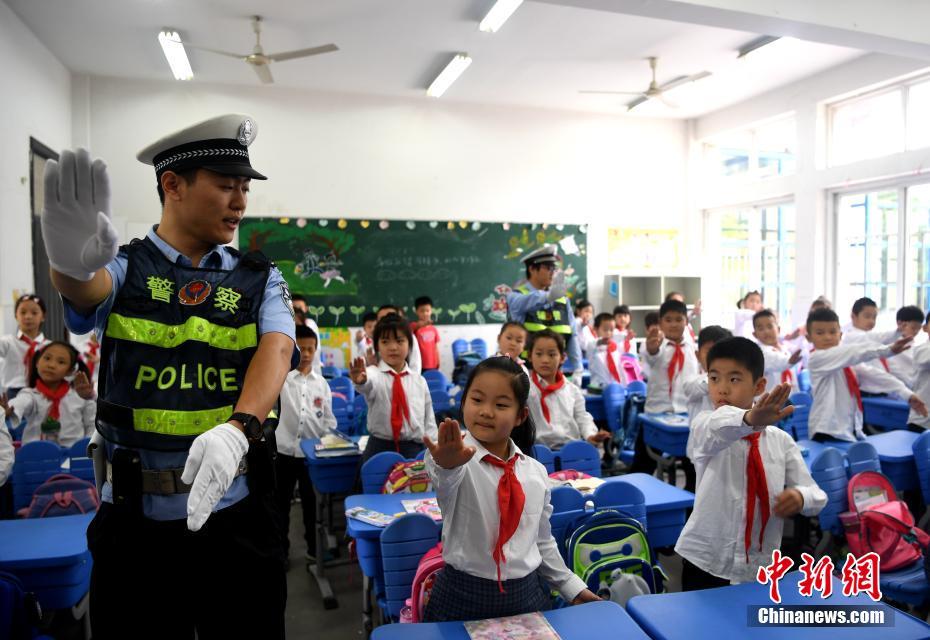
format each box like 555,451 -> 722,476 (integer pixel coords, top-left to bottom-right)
349,356 -> 368,385
645,325 -> 664,355
423,417 -> 475,469
73,372 -> 95,400
890,334 -> 915,354
743,383 -> 795,427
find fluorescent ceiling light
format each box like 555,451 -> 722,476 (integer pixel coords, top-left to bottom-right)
737,35 -> 800,59
158,30 -> 193,81
427,54 -> 472,98
479,0 -> 524,33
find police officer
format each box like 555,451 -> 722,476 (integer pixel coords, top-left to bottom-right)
506,244 -> 583,379
41,115 -> 295,639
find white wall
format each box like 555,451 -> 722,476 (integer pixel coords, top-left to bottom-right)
0,2 -> 71,333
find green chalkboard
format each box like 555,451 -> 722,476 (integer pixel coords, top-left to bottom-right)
239,218 -> 587,326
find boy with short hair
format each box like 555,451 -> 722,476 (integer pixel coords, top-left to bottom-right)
807,308 -> 927,442
275,325 -> 337,565
907,310 -> 930,432
752,309 -> 802,393
676,338 -> 826,589
643,300 -> 700,414
411,296 -> 440,371
889,306 -> 929,387
588,313 -> 626,390
637,310 -> 660,378
682,326 -> 733,420
355,311 -> 377,361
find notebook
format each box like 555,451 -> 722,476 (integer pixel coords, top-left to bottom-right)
464,612 -> 560,640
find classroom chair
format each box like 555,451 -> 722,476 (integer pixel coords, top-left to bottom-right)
67,438 -> 95,485
558,441 -> 601,478
912,431 -> 930,529
809,447 -> 849,557
593,481 -> 647,527
602,383 -> 633,465
360,452 -> 406,494
422,369 -> 450,392
430,389 -> 452,414
415,449 -> 426,461
625,380 -> 647,397
469,338 -> 487,359
797,369 -> 811,393
533,444 -> 556,474
846,441 -> 881,478
451,339 -> 469,362
380,513 -> 440,621
11,441 -> 63,512
549,485 -> 587,557
321,365 -> 340,379
327,376 -> 355,403
331,396 -> 353,434
786,391 -> 812,441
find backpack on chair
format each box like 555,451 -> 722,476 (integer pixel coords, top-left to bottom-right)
406,542 -> 444,623
620,393 -> 646,453
0,570 -> 41,640
22,473 -> 100,519
382,460 -> 433,494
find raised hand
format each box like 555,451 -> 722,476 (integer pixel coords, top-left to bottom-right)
645,325 -> 664,355
349,356 -> 368,385
744,383 -> 795,427
423,418 -> 475,469
773,488 -> 804,517
890,335 -> 914,355
909,394 -> 929,418
73,372 -> 95,400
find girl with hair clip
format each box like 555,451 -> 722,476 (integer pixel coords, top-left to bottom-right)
423,356 -> 599,621
1,341 -> 95,447
0,293 -> 49,397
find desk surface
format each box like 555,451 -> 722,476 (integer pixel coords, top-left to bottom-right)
0,513 -> 94,569
865,430 -> 919,462
371,600 -> 649,640
300,437 -> 362,465
345,492 -> 438,539
627,573 -> 930,640
604,473 -> 695,511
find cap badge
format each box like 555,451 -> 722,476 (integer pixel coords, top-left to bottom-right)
238,119 -> 254,145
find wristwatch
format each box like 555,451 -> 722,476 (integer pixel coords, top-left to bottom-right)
228,412 -> 263,442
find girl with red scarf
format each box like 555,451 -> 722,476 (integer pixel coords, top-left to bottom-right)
0,294 -> 49,397
1,341 -> 95,447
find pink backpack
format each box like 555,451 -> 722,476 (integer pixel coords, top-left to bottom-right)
840,471 -> 930,571
548,470 -> 593,482
404,542 -> 444,623
382,460 -> 433,494
621,355 -> 643,383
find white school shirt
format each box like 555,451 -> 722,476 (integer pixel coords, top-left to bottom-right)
277,369 -> 337,458
300,318 -> 324,375
10,387 -> 95,448
733,309 -> 756,339
355,361 -> 436,442
578,323 -> 598,357
0,427 -> 12,487
842,325 -> 902,379
492,352 -> 530,378
808,342 -> 914,442
527,375 -> 597,449
425,433 -> 587,601
759,344 -> 799,394
681,372 -> 712,421
643,339 -> 700,414
355,334 -> 373,360
0,331 -> 47,390
908,342 -> 930,429
588,341 -> 627,390
675,406 -> 827,583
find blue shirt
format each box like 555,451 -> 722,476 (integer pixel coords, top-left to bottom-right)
506,283 -> 582,371
63,226 -> 297,520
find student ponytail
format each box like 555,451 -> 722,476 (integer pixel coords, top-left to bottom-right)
461,356 -> 536,459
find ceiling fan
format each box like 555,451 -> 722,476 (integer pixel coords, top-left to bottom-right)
579,57 -> 711,111
185,15 -> 338,84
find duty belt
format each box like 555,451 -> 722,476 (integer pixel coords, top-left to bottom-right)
106,458 -> 248,495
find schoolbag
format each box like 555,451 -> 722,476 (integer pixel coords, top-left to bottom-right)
406,542 -> 444,623
382,460 -> 433,494
620,393 -> 646,452
563,508 -> 667,595
840,470 -> 930,572
620,356 -> 643,383
452,352 -> 483,388
0,570 -> 41,640
22,473 -> 100,519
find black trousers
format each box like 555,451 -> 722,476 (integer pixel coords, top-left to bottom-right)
630,427 -> 695,490
361,435 -> 425,464
274,453 -> 316,555
811,433 -> 850,444
87,489 -> 286,639
681,557 -> 730,591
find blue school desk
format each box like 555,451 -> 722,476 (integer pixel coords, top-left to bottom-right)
584,392 -> 606,421
301,437 -> 363,610
603,473 -> 694,548
863,397 -> 910,431
0,512 -> 94,611
627,572 -> 930,639
370,600 -> 650,640
865,430 -> 919,491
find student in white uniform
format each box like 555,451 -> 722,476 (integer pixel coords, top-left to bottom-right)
355,312 -> 378,362
422,356 -> 598,621
681,326 -> 733,421
612,304 -> 636,354
350,314 -> 435,462
806,308 -> 927,443
733,290 -> 764,339
274,325 -> 337,565
0,294 -> 49,397
0,425 -> 12,517
2,342 -> 95,448
907,310 -> 930,432
675,338 -> 826,590
847,305 -> 925,388
291,294 -> 324,375
526,330 -> 607,450
494,322 -> 530,377
574,299 -> 597,358
588,313 -> 627,391
752,309 -> 801,393
637,311 -> 660,380
376,304 -> 422,373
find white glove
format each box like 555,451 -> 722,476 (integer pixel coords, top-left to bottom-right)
182,423 -> 249,532
42,148 -> 118,281
547,270 -> 567,302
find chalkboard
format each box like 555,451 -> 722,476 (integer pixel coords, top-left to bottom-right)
239,218 -> 588,326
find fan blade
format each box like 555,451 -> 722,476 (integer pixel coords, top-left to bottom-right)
579,90 -> 647,96
184,43 -> 247,59
268,44 -> 338,62
252,64 -> 274,84
659,71 -> 711,92
626,96 -> 649,111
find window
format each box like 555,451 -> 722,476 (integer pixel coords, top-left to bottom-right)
702,116 -> 796,181
906,184 -> 930,310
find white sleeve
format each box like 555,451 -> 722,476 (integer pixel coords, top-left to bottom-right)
536,486 -> 589,601
8,391 -> 36,422
83,399 -> 96,438
808,342 -> 893,374
422,383 -> 438,441
0,336 -> 12,359
354,366 -> 378,399
784,440 -> 828,516
914,343 -> 930,370
854,362 -> 913,399
763,349 -> 791,376
424,449 -> 467,496
0,427 -> 13,486
680,373 -> 707,402
571,385 -> 597,440
687,405 -> 757,461
320,383 -> 338,432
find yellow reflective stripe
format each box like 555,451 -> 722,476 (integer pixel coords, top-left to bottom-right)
549,325 -> 572,334
524,321 -> 548,332
106,314 -> 257,351
132,406 -> 234,436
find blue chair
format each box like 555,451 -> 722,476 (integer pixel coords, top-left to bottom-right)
352,395 -> 368,435
321,365 -> 339,379
423,369 -> 450,392
430,389 -> 452,413
797,369 -> 811,393
11,441 -> 63,512
846,441 -> 880,478
593,481 -> 647,528
533,444 -> 556,474
327,376 -> 355,403
380,513 -> 440,621
912,431 -> 930,529
451,339 -> 469,362
469,338 -> 487,359
67,437 -> 94,484
558,440 -> 601,478
549,486 -> 587,555
360,452 -> 405,494
416,449 -> 427,461
880,561 -> 930,607
332,396 -> 352,433
452,388 -> 463,408
602,383 -> 632,465
625,380 -> 647,397
787,391 -> 812,441
810,447 -> 849,557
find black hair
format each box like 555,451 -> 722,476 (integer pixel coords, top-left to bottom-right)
28,341 -> 88,388
378,303 -> 401,315
613,304 -> 630,316
527,329 -> 566,356
925,310 -> 930,324
752,308 -> 777,328
810,295 -> 832,311
594,312 -> 614,329
807,307 -> 840,331
462,356 -> 535,457
498,321 -> 527,337
156,168 -> 200,206
644,311 -> 660,329
664,291 -> 684,302
525,261 -> 555,279
373,314 -> 412,351
852,297 -> 878,315
295,325 -> 318,343
291,293 -> 308,304
15,294 -> 46,315
574,299 -> 593,314
706,337 -> 764,381
897,305 -> 924,323
414,296 -> 433,309
659,299 -> 688,318
698,325 -> 733,350
361,311 -> 378,324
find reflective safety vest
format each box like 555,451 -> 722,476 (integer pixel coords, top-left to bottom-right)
96,237 -> 270,451
516,285 -> 572,335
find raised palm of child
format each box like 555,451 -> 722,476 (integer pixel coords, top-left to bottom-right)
424,418 -> 476,469
745,383 -> 794,427
645,326 -> 664,355
890,335 -> 914,354
73,372 -> 94,400
349,356 -> 368,385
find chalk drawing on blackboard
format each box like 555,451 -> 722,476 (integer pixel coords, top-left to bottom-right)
482,284 -> 513,322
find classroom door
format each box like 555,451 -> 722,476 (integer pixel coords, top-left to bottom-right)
29,138 -> 67,341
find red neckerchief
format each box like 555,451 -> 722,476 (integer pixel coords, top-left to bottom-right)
482,452 -> 526,593
843,367 -> 864,412
531,371 -> 565,423
667,341 -> 685,397
743,431 -> 770,562
35,380 -> 70,420
386,370 -> 410,450
19,333 -> 40,378
879,357 -> 890,372
605,341 -> 623,383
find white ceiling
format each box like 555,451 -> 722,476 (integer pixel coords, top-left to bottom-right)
6,0 -> 865,118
